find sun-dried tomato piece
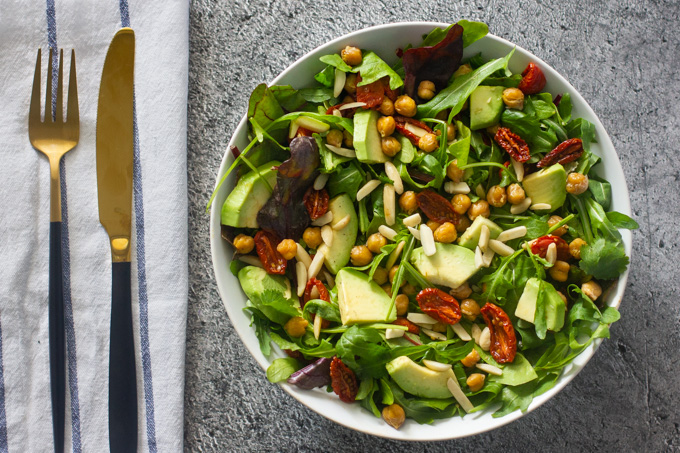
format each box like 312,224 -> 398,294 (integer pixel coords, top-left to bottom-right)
254,230 -> 287,275
537,138 -> 584,168
303,187 -> 329,221
394,116 -> 434,144
416,288 -> 462,325
356,74 -> 385,109
494,127 -> 531,163
330,357 -> 358,403
518,62 -> 546,95
382,77 -> 399,101
531,235 -> 571,261
480,303 -> 517,363
392,318 -> 421,335
284,349 -> 304,360
295,127 -> 314,138
407,168 -> 435,184
303,278 -> 331,328
416,190 -> 459,224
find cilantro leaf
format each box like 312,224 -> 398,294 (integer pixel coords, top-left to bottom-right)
579,237 -> 630,280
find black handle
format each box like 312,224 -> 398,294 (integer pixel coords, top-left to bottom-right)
49,222 -> 65,453
109,261 -> 137,453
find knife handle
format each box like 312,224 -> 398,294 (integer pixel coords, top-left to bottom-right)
49,222 -> 65,453
109,261 -> 138,453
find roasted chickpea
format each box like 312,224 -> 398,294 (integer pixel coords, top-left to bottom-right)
467,373 -> 486,392
343,129 -> 353,147
350,245 -> 373,266
468,200 -> 490,220
378,97 -> 395,116
446,123 -> 457,141
582,280 -> 602,301
394,95 -> 417,117
453,63 -> 472,78
451,194 -> 471,215
233,234 -> 254,254
434,222 -> 457,243
549,260 -> 570,282
506,183 -> 526,205
460,349 -> 480,368
382,283 -> 393,297
446,159 -> 465,182
342,95 -> 355,104
456,215 -> 471,233
302,227 -> 322,249
284,316 -> 308,338
426,220 -> 441,231
388,265 -> 401,284
382,404 -> 406,430
377,116 -> 396,137
417,80 -> 436,100
395,294 -> 410,316
343,73 -> 357,95
450,282 -> 472,300
381,136 -> 401,157
432,322 -> 447,333
402,283 -> 417,296
276,239 -> 297,260
502,87 -> 525,110
548,215 -> 568,237
326,129 -> 344,147
460,298 -> 481,321
566,172 -> 589,195
341,46 -> 362,66
399,191 -> 417,214
569,238 -> 587,260
373,267 -> 389,286
486,185 -> 507,208
367,232 -> 387,253
418,133 -> 439,153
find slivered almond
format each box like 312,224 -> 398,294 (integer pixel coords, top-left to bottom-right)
332,109 -> 343,118
310,285 -> 320,299
323,270 -> 335,288
447,377 -> 474,413
296,243 -> 312,269
239,255 -> 263,268
384,161 -> 404,194
313,314 -> 323,340
357,179 -> 381,201
296,262 -> 307,297
530,203 -> 552,211
511,158 -> 524,182
288,120 -> 300,139
476,363 -> 503,376
482,247 -> 495,267
511,197 -> 532,214
420,224 -> 436,256
407,313 -> 439,325
451,323 -> 471,341
403,213 -> 422,228
423,360 -> 452,372
338,101 -> 366,110
378,225 -> 397,241
546,242 -> 557,265
325,144 -> 356,158
321,225 -> 334,248
471,323 -> 482,344
385,328 -> 405,339
403,122 -> 428,138
333,68 -> 346,98
474,246 -> 484,269
313,173 -> 329,191
386,240 -> 405,270
332,214 -> 351,231
407,226 -> 421,240
312,211 -> 333,226
308,246 -> 326,279
384,184 -> 396,225
422,327 -> 447,341
479,327 -> 491,351
444,181 -> 471,194
497,226 -> 528,242
489,239 -> 514,257
479,225 -> 490,252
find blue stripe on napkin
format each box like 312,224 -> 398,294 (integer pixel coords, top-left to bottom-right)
46,1 -> 83,451
119,2 -> 158,450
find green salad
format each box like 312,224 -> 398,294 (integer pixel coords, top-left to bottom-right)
211,21 -> 637,429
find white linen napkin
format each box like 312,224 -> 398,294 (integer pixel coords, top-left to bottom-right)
0,1 -> 189,451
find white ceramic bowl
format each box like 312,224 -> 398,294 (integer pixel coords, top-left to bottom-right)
210,22 -> 632,440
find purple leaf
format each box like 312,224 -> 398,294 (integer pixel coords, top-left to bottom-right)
287,357 -> 332,390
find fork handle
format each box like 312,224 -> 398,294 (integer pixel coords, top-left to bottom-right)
49,221 -> 65,453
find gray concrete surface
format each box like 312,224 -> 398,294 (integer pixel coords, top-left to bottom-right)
185,1 -> 680,451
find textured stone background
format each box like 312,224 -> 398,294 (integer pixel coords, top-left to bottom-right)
185,0 -> 680,451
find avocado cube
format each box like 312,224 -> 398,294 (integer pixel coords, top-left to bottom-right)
522,163 -> 567,211
410,243 -> 477,289
386,356 -> 455,399
221,161 -> 279,228
515,278 -> 566,332
354,109 -> 388,163
469,86 -> 505,130
458,217 -> 503,250
336,269 -> 396,325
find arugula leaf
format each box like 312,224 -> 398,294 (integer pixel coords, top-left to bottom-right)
302,299 -> 342,323
397,153 -> 445,190
524,93 -> 556,120
246,306 -> 272,356
388,381 -> 460,424
299,87 -> 335,103
266,357 -> 299,383
447,120 -> 471,167
315,134 -> 351,173
357,379 -> 382,417
379,378 -> 395,405
269,85 -> 306,112
606,211 -> 639,230
566,118 -> 596,151
557,92 -> 572,123
492,382 -> 536,417
335,326 -> 392,379
269,332 -> 336,358
417,49 -> 515,120
501,109 -> 558,155
257,290 -> 300,321
588,179 -> 612,210
480,74 -> 522,88
457,20 -> 489,47
327,162 -> 364,200
353,51 -> 404,89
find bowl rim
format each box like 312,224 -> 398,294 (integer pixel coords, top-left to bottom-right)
210,21 -> 632,441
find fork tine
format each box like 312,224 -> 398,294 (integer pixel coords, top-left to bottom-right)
29,49 -> 42,125
55,49 -> 64,123
67,50 -> 79,128
45,48 -> 53,121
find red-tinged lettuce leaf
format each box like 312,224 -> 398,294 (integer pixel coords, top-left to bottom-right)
257,136 -> 320,241
402,24 -> 464,100
287,357 -> 332,390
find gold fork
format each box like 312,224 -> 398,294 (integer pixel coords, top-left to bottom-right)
28,48 -> 79,453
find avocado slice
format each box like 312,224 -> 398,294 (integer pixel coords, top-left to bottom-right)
469,86 -> 505,130
522,163 -> 567,211
221,161 -> 279,228
323,194 -> 359,274
410,243 -> 477,289
336,268 -> 397,325
515,278 -> 566,332
386,356 -> 456,399
354,109 -> 388,163
237,266 -> 298,325
458,217 -> 503,250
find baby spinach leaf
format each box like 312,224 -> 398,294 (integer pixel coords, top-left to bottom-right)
489,353 -> 538,386
480,74 -> 522,88
336,326 -> 392,379
566,118 -> 596,151
380,378 -> 395,405
457,20 -> 489,47
266,357 -> 300,383
447,120 -> 471,167
299,87 -> 335,103
302,299 -> 341,323
501,109 -> 558,155
314,64 -> 335,88
269,332 -> 336,358
588,179 -> 612,210
245,305 -> 273,356
388,381 -> 460,424
319,54 -> 353,72
353,51 -> 404,90
358,379 -> 382,417
524,93 -> 556,120
315,135 -> 351,173
606,211 -> 639,230
557,92 -> 572,123
492,381 -> 536,417
327,162 -> 364,200
269,85 -> 307,112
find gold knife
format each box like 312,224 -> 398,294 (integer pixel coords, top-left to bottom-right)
96,28 -> 137,452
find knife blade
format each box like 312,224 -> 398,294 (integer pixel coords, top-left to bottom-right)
96,27 -> 137,453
